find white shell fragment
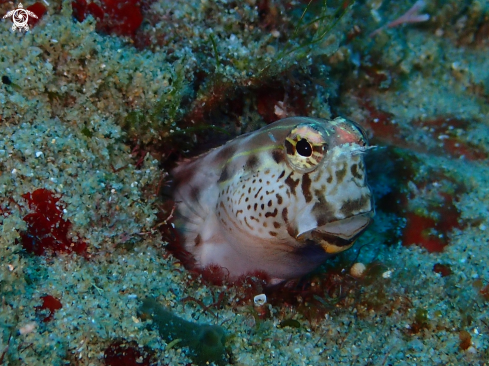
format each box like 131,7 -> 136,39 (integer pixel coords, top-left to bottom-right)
253,294 -> 267,306
19,322 -> 37,335
350,262 -> 366,278
382,270 -> 393,279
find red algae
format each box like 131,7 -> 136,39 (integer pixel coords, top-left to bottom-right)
409,308 -> 430,334
72,0 -> 143,37
27,2 -> 47,28
403,212 -> 446,253
104,340 -> 155,366
356,92 -> 488,161
402,206 -> 461,253
360,65 -> 392,88
480,284 -> 489,301
198,264 -> 230,287
87,2 -> 104,20
256,86 -> 286,123
357,98 -> 406,148
71,0 -> 89,21
38,295 -> 63,323
21,189 -> 88,256
459,330 -> 472,350
256,83 -> 308,124
402,190 -> 462,253
433,263 -> 452,277
413,116 -> 488,161
100,0 -> 143,36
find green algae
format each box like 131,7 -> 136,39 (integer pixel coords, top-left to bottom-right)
118,0 -> 352,151
278,318 -> 301,329
263,0 -> 351,73
122,61 -> 189,146
139,298 -> 227,366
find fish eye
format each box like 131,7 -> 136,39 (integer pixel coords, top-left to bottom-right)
284,123 -> 327,173
296,139 -> 312,157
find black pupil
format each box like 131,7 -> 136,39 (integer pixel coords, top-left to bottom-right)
296,139 -> 312,157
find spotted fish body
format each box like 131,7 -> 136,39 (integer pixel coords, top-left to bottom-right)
172,117 -> 374,282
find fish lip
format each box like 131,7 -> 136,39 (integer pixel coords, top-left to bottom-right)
297,212 -> 373,254
312,212 -> 373,240
297,212 -> 373,241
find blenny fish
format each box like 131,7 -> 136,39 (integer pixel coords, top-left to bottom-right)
172,117 -> 374,283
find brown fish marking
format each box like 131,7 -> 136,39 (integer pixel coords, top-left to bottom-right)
301,173 -> 312,203
311,191 -> 336,227
340,195 -> 371,216
284,172 -> 300,195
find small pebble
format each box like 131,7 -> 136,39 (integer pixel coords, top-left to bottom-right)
350,262 -> 366,278
19,322 -> 37,335
382,270 -> 393,279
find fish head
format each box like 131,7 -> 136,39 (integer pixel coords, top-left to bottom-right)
216,117 -> 374,276
282,117 -> 374,254
173,116 -> 374,280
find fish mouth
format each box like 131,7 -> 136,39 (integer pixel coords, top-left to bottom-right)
305,213 -> 373,254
